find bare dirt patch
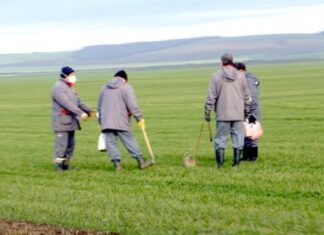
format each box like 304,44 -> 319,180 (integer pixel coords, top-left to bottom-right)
0,219 -> 118,235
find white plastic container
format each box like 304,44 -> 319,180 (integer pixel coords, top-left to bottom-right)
244,121 -> 264,140
97,133 -> 106,152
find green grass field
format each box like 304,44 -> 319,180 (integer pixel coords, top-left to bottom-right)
0,61 -> 323,234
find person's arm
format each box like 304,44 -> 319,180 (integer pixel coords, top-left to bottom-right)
204,75 -> 218,121
52,88 -> 84,116
250,76 -> 260,120
78,96 -> 92,114
97,90 -> 104,125
242,75 -> 251,119
125,85 -> 143,122
249,100 -> 258,122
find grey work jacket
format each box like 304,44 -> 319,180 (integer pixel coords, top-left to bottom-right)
51,79 -> 92,132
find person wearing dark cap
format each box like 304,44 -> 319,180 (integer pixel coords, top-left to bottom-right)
51,66 -> 93,171
234,62 -> 261,161
204,54 -> 251,167
97,70 -> 153,171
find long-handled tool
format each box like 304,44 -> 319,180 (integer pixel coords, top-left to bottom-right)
207,122 -> 213,142
141,127 -> 155,164
183,122 -> 205,167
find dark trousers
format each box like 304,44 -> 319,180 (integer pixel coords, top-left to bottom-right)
244,138 -> 258,147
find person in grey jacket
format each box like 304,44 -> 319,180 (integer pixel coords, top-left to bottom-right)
51,66 -> 93,171
235,62 -> 261,161
97,70 -> 153,171
204,54 -> 251,167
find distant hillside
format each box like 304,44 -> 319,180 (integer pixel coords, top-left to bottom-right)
73,33 -> 324,64
1,32 -> 324,71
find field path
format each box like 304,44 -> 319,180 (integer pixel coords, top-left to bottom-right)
0,219 -> 116,235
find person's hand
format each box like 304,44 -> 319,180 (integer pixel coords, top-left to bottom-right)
137,119 -> 145,129
81,112 -> 89,122
89,111 -> 97,119
244,111 -> 249,121
204,112 -> 211,122
248,114 -> 257,123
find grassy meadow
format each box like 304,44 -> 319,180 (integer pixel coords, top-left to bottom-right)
0,61 -> 323,234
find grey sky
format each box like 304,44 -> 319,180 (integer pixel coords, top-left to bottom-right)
1,0 -> 323,53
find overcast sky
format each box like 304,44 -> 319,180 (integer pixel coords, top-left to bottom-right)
1,0 -> 324,53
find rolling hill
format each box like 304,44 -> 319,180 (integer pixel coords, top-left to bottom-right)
1,32 -> 324,73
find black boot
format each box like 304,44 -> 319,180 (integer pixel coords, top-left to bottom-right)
62,158 -> 70,170
55,158 -> 67,171
137,158 -> 154,170
55,162 -> 64,171
216,149 -> 224,168
233,149 -> 241,166
242,147 -> 251,161
249,147 -> 258,161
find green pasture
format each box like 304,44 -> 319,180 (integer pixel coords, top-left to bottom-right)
0,61 -> 323,234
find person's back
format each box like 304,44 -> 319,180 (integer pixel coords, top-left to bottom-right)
98,77 -> 142,132
204,53 -> 251,167
97,70 -> 152,171
211,66 -> 249,121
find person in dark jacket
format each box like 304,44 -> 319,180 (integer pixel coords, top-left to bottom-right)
97,70 -> 153,171
51,66 -> 93,171
234,62 -> 261,161
204,54 -> 251,167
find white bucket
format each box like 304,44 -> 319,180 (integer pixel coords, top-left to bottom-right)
97,133 -> 106,152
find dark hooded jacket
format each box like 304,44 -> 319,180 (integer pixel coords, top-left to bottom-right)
97,77 -> 143,132
245,72 -> 261,120
205,66 -> 251,121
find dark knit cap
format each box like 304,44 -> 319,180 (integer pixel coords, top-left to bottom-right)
221,53 -> 234,66
234,62 -> 246,71
60,66 -> 75,78
114,70 -> 128,81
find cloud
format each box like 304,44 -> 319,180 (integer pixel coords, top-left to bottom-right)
173,4 -> 322,20
0,4 -> 323,53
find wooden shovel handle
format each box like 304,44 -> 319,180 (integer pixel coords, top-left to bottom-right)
192,123 -> 204,160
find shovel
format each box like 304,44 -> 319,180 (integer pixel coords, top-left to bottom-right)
183,122 -> 205,167
140,126 -> 155,164
207,122 -> 213,142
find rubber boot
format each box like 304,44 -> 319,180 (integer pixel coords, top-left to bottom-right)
62,158 -> 70,170
242,146 -> 251,161
233,148 -> 241,167
54,157 -> 66,171
216,149 -> 224,168
113,161 -> 122,171
55,163 -> 64,171
137,158 -> 153,170
249,147 -> 258,161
